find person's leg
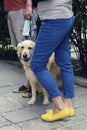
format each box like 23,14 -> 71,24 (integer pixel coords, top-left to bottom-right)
53,35 -> 75,116
7,11 -> 17,45
31,29 -> 37,42
10,9 -> 31,92
22,9 -> 38,93
7,11 -> 29,93
13,79 -> 31,93
23,80 -> 30,88
30,18 -> 74,98
31,9 -> 38,41
30,18 -> 74,120
54,35 -> 74,108
11,9 -> 25,44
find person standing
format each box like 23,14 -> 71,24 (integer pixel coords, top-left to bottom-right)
29,0 -> 75,122
4,0 -> 38,45
4,0 -> 38,95
4,0 -> 33,45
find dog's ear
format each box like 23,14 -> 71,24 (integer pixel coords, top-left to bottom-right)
17,43 -> 22,58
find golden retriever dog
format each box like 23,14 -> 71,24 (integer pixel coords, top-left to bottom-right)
17,40 -> 61,105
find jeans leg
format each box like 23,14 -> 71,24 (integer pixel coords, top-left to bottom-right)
55,35 -> 74,98
30,18 -> 74,98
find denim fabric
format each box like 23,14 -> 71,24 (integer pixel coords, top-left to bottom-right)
30,17 -> 74,98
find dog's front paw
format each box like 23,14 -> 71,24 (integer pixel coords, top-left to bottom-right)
28,99 -> 35,104
43,99 -> 49,105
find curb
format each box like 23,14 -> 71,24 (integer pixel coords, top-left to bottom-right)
75,76 -> 87,87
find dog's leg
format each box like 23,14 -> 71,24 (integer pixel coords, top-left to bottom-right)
42,88 -> 49,105
28,83 -> 36,104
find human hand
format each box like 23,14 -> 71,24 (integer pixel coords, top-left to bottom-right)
24,6 -> 32,19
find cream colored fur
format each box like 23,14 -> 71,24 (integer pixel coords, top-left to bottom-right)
17,40 -> 61,105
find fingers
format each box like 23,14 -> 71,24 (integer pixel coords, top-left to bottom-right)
24,7 -> 32,19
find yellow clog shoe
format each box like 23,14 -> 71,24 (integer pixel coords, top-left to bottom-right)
41,107 -> 69,122
46,107 -> 75,117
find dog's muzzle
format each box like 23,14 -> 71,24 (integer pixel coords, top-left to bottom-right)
22,53 -> 29,61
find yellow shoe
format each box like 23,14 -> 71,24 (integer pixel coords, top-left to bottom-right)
69,108 -> 75,116
22,89 -> 43,98
22,92 -> 30,98
38,89 -> 43,94
13,89 -> 28,93
46,108 -> 75,117
13,89 -> 20,93
41,107 -> 69,122
13,85 -> 28,93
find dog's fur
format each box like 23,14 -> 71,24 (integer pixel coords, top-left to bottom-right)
17,40 -> 61,105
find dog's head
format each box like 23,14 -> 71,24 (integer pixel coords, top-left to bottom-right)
17,40 -> 35,62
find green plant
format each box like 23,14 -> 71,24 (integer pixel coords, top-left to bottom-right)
72,0 -> 87,69
0,0 -> 10,46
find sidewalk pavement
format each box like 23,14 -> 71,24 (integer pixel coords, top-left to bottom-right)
0,60 -> 87,130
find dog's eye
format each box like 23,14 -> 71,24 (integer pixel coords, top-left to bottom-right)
28,47 -> 32,50
21,46 -> 24,49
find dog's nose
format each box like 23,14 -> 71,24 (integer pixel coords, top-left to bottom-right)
23,53 -> 27,59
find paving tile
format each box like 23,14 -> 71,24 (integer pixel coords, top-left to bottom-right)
3,108 -> 39,123
73,97 -> 87,108
0,125 -> 21,130
0,61 -> 87,130
0,61 -> 26,86
75,76 -> 87,87
60,120 -> 87,130
0,115 -> 10,127
75,87 -> 87,97
78,94 -> 87,99
77,106 -> 87,116
18,119 -> 62,130
0,95 -> 23,113
59,112 -> 86,126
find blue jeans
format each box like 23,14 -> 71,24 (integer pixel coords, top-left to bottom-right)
30,17 -> 74,99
